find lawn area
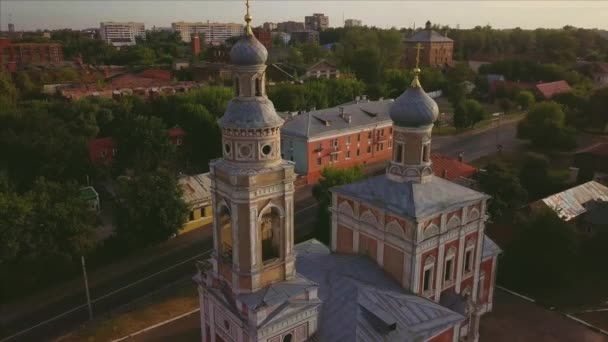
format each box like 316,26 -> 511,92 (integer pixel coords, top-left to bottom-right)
56,281 -> 199,342
470,150 -> 572,178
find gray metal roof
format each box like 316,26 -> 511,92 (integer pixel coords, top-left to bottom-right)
220,97 -> 285,129
230,35 -> 268,66
236,274 -> 318,310
296,240 -> 464,342
178,173 -> 212,208
407,30 -> 454,43
390,86 -> 439,127
540,181 -> 608,222
281,100 -> 394,139
331,174 -> 489,220
482,235 -> 502,259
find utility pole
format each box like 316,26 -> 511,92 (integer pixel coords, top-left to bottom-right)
81,256 -> 93,320
493,112 -> 502,153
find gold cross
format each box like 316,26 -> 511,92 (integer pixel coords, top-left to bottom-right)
244,0 -> 253,36
414,43 -> 424,69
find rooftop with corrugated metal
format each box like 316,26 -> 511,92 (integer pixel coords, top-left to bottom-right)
178,173 -> 212,208
540,181 -> 608,221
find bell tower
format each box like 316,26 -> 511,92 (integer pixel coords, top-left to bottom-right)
209,1 -> 296,296
387,43 -> 439,184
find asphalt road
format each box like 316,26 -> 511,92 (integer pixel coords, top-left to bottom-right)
0,120 -> 522,342
433,118 -> 524,162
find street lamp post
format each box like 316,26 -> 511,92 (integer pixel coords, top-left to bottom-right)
81,256 -> 93,320
492,112 -> 503,153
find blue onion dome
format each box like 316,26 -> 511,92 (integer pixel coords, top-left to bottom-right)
230,33 -> 268,66
389,69 -> 439,127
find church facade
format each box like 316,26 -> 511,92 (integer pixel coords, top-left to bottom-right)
195,4 -> 499,342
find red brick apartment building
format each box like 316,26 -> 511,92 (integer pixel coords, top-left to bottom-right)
0,38 -> 63,71
281,99 -> 394,184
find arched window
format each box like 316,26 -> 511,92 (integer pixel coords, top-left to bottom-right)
282,334 -> 293,342
234,77 -> 240,96
219,206 -> 232,261
422,144 -> 430,163
395,143 -> 403,163
255,77 -> 262,97
260,207 -> 281,262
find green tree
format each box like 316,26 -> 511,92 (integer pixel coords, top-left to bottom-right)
588,87 -> 608,132
114,169 -> 188,246
500,209 -> 578,292
515,90 -> 535,110
113,115 -> 176,174
517,102 -> 576,150
518,152 -> 554,200
477,163 -> 528,221
312,166 -> 365,244
464,99 -> 487,125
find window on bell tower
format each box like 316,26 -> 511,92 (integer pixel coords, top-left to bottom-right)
234,77 -> 240,96
260,208 -> 280,263
422,144 -> 430,163
219,206 -> 233,261
395,143 -> 403,163
255,77 -> 262,97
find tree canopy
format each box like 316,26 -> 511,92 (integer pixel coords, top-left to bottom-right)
477,163 -> 528,221
517,102 -> 577,150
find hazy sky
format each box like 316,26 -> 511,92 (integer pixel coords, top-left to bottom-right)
1,1 -> 607,31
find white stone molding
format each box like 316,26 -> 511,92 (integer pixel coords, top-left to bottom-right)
443,246 -> 457,290
447,215 -> 461,230
455,234 -> 466,293
423,223 -> 440,240
338,201 -> 354,217
468,208 -> 481,222
386,220 -> 407,239
360,210 -> 378,226
422,255 -> 436,297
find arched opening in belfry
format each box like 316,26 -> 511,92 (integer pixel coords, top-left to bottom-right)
255,77 -> 262,97
234,77 -> 240,96
260,207 -> 281,262
219,206 -> 233,261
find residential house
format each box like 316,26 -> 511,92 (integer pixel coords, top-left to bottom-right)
572,142 -> 608,185
179,173 -> 213,234
536,80 -> 571,99
305,59 -> 341,79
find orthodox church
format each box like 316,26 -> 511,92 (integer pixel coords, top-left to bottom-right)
194,3 -> 501,342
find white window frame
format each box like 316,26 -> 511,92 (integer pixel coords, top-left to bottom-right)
463,239 -> 475,276
422,255 -> 435,295
443,247 -> 457,288
346,151 -> 351,160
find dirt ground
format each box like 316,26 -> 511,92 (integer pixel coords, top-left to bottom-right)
480,289 -> 608,342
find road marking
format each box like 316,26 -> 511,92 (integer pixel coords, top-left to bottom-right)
0,251 -> 212,342
111,308 -> 200,342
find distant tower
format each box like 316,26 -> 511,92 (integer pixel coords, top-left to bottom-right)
8,13 -> 15,33
192,32 -> 201,56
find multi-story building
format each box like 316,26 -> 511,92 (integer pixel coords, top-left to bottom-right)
276,21 -> 305,33
305,13 -> 329,31
194,7 -> 500,341
290,30 -> 319,45
403,20 -> 454,68
305,59 -> 341,80
344,19 -> 362,27
270,31 -> 290,45
281,98 -> 393,184
262,22 -> 277,31
99,22 -> 145,47
171,21 -> 243,44
0,38 -> 63,71
252,28 -> 272,49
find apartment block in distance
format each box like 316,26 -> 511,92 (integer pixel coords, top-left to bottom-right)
344,19 -> 362,27
281,98 -> 394,184
171,22 -> 243,44
305,13 -> 329,31
99,22 -> 145,47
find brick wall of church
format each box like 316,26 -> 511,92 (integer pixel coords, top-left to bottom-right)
383,244 -> 405,283
336,225 -> 353,253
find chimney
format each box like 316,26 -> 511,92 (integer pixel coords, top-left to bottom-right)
192,34 -> 201,56
339,106 -> 345,118
458,152 -> 464,162
442,169 -> 449,179
362,94 -> 368,101
345,113 -> 352,123
355,96 -> 360,102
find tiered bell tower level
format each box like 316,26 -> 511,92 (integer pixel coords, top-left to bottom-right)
196,2 -> 321,342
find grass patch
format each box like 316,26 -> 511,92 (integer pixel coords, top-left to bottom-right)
57,282 -> 199,342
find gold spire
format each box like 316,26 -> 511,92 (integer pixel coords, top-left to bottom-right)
244,0 -> 253,36
411,43 -> 424,88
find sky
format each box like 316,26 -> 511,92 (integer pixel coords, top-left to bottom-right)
1,1 -> 607,31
